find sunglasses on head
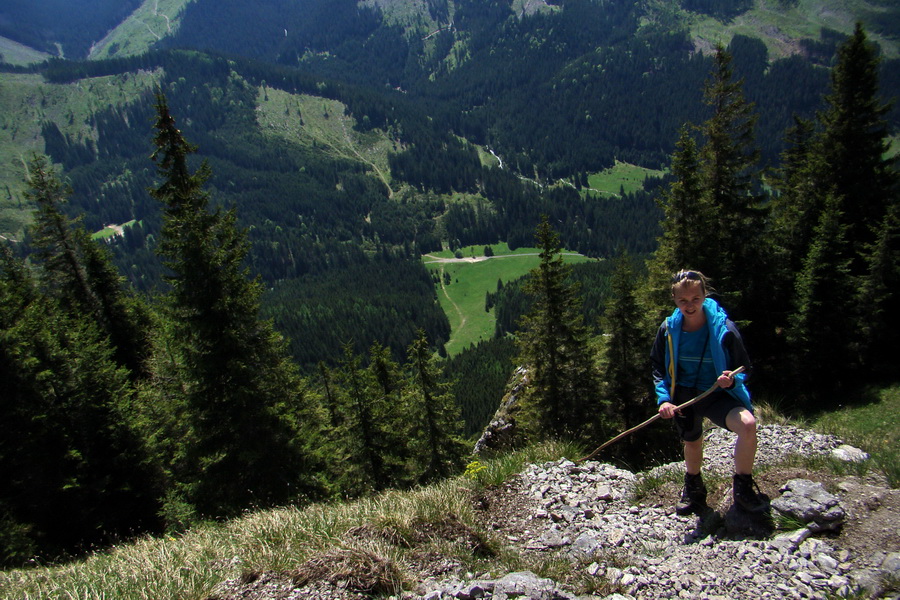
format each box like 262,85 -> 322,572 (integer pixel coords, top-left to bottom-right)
672,271 -> 701,284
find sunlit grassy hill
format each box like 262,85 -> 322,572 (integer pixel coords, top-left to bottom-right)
0,70 -> 163,239
423,244 -> 595,356
88,0 -> 193,60
686,0 -> 899,59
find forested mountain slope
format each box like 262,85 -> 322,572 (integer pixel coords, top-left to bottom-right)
0,0 -> 897,394
0,0 -> 896,379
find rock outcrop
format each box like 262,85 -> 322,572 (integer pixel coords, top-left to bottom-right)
212,424 -> 899,600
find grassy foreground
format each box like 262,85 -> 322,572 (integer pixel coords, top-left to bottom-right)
2,384 -> 898,598
810,383 -> 900,487
0,441 -> 581,600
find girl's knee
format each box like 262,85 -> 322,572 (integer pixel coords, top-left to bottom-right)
729,408 -> 756,436
684,438 -> 703,450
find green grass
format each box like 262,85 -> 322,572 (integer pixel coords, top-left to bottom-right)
0,480 -> 473,600
256,87 -> 397,194
585,160 -> 665,198
689,0 -> 898,60
423,244 -> 595,356
0,35 -> 52,66
0,441 -> 582,600
464,439 -> 585,488
811,384 -> 900,487
92,220 -> 138,240
89,0 -> 193,59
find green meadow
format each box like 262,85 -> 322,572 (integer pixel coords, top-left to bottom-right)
256,87 -> 397,193
812,384 -> 900,487
586,160 -> 665,198
687,0 -> 898,60
423,243 -> 595,356
88,0 -> 194,59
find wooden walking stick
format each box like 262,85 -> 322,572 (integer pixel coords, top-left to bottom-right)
577,366 -> 745,463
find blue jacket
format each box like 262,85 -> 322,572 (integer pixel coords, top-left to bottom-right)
650,298 -> 752,410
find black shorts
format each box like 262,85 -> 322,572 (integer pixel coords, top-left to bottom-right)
671,385 -> 749,442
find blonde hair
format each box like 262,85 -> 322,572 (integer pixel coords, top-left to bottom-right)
671,269 -> 712,296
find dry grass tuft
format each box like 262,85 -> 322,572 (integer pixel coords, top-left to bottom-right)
408,515 -> 495,557
345,523 -> 410,548
290,547 -> 402,595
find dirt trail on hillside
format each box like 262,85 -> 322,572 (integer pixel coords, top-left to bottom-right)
435,264 -> 467,334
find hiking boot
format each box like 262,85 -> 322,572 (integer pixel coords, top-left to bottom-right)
675,472 -> 707,515
733,473 -> 767,513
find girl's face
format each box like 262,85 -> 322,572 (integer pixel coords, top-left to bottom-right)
672,281 -> 706,324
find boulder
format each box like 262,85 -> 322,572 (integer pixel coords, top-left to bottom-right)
771,479 -> 846,531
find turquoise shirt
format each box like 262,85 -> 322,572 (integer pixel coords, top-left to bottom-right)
677,327 -> 717,390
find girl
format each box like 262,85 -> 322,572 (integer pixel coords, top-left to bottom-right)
650,270 -> 766,514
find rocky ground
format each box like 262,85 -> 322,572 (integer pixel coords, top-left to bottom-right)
209,425 -> 899,600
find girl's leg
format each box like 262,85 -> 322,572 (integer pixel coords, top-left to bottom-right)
684,438 -> 703,475
726,407 -> 757,474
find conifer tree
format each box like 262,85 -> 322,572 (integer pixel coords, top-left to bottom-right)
318,361 -> 341,428
786,193 -> 854,402
769,117 -> 821,293
367,341 -> 412,483
770,118 -> 820,274
369,341 -> 403,398
656,126 -> 708,272
644,125 -> 709,324
698,45 -> 765,318
599,253 -> 647,440
816,23 -> 897,262
515,216 -> 601,443
404,330 -> 467,483
26,155 -> 151,378
0,246 -> 158,563
855,200 -> 900,375
813,24 -> 898,377
144,91 -> 314,520
772,24 -> 897,386
334,346 -> 386,494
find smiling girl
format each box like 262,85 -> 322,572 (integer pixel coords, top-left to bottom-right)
650,270 -> 766,515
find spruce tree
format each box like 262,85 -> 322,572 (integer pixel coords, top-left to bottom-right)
814,24 -> 898,377
404,330 -> 467,483
817,23 -> 897,262
515,216 -> 601,443
656,126 -> 709,272
366,342 -> 411,485
786,193 -> 854,402
0,246 -> 158,563
698,45 -> 765,319
144,91 -> 314,520
855,200 -> 900,376
772,24 -> 897,386
599,253 -> 647,440
332,344 -> 409,494
26,155 -> 151,378
644,125 -> 709,324
770,118 -> 821,275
